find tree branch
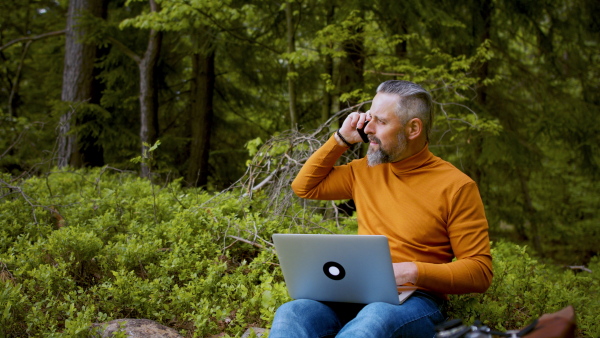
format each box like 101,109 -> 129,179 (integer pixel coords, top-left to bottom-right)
0,178 -> 42,224
107,36 -> 141,64
249,165 -> 290,193
0,125 -> 27,159
226,235 -> 268,249
0,30 -> 66,52
566,265 -> 592,273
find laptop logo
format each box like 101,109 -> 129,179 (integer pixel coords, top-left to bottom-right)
323,261 -> 346,280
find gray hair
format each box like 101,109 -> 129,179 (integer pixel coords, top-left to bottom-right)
376,80 -> 433,141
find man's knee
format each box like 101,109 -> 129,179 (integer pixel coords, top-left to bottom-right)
341,299 -> 443,338
275,299 -> 321,318
271,300 -> 341,338
359,302 -> 402,320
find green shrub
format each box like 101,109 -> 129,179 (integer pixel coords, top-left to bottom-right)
0,169 -> 597,337
447,241 -> 599,337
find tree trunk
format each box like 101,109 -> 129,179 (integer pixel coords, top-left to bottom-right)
285,0 -> 298,130
57,0 -> 103,168
464,0 -> 493,184
336,16 -> 365,126
186,36 -> 215,188
138,0 -> 162,178
394,22 -> 407,59
106,0 -> 162,178
81,0 -> 109,167
321,1 -> 335,125
473,0 -> 492,107
516,168 -> 542,253
138,28 -> 162,178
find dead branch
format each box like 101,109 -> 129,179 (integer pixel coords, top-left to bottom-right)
196,102 -> 372,236
0,177 -> 41,224
226,235 -> 267,249
246,165 -> 290,195
0,261 -> 15,284
566,265 -> 592,273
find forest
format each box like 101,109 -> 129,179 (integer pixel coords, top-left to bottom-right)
0,0 -> 599,336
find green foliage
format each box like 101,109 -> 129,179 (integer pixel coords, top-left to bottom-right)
1,170 -> 598,336
448,241 -> 599,337
0,169 -> 299,336
1,0 -> 599,334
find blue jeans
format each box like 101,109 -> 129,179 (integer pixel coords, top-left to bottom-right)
269,291 -> 445,338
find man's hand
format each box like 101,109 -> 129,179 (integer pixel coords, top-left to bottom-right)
335,111 -> 370,146
393,262 -> 418,286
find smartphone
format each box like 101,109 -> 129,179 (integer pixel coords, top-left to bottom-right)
356,120 -> 369,143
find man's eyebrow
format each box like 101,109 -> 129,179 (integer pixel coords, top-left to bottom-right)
372,115 -> 387,123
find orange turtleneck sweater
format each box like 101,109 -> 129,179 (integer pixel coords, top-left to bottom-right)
291,135 -> 493,297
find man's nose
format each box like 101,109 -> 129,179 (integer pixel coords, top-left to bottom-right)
364,119 -> 374,134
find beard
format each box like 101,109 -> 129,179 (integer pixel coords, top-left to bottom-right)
367,131 -> 408,167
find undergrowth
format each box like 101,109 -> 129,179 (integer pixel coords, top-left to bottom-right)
0,169 -> 598,337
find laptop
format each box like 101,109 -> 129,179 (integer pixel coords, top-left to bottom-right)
272,233 -> 416,305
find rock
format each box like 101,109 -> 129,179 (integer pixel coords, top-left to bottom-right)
90,318 -> 183,338
241,327 -> 268,338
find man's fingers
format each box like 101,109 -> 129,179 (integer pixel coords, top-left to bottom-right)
356,110 -> 370,129
338,111 -> 370,145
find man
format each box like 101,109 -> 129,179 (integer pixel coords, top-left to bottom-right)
269,80 -> 493,338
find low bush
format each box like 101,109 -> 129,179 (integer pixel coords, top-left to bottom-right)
447,242 -> 599,337
0,169 -> 597,337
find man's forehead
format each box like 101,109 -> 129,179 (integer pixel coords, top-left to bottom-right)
370,93 -> 400,119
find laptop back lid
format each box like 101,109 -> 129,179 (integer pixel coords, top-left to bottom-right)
272,234 -> 404,305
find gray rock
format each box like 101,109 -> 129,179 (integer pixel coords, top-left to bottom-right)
90,318 -> 183,338
241,327 -> 268,338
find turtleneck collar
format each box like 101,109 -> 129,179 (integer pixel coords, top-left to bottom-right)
388,144 -> 435,175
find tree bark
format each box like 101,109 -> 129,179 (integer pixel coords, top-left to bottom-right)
321,1 -> 335,125
186,33 -> 215,188
57,0 -> 103,168
336,16 -> 365,127
285,0 -> 298,130
516,168 -> 542,253
106,0 -> 162,178
138,23 -> 162,178
467,0 -> 493,185
81,0 -> 109,167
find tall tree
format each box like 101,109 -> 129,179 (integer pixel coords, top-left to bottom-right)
0,1 -> 65,174
108,0 -> 162,178
57,0 -> 104,168
285,0 -> 298,130
186,29 -> 216,187
336,11 -> 365,110
320,0 -> 336,124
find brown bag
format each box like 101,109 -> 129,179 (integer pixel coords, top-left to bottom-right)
524,305 -> 576,338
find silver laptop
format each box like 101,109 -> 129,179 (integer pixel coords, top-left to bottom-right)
272,234 -> 416,305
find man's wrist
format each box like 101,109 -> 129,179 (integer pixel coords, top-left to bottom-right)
393,262 -> 419,285
335,129 -> 354,147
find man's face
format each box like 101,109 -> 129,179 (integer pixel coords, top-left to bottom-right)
364,92 -> 408,167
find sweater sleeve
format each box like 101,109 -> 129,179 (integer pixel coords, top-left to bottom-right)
291,135 -> 355,200
414,181 -> 493,294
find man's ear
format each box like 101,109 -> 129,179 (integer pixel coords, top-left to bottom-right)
405,118 -> 423,140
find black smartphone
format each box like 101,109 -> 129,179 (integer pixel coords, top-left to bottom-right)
356,120 -> 369,143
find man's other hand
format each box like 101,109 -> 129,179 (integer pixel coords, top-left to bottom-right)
393,262 -> 418,286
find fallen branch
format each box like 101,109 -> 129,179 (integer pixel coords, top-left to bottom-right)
566,265 -> 592,273
0,177 -> 42,224
226,235 -> 274,250
0,261 -> 15,284
226,235 -> 264,249
247,165 -> 290,194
